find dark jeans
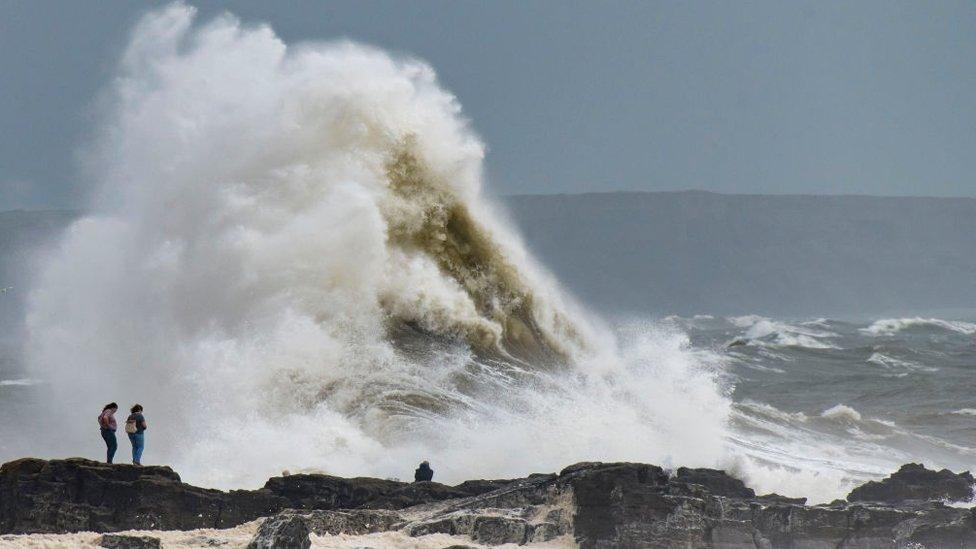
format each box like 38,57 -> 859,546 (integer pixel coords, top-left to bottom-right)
100,428 -> 117,463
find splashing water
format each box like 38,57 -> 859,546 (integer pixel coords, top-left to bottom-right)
24,4 -> 730,489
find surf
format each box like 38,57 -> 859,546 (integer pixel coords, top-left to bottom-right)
23,4 -> 730,490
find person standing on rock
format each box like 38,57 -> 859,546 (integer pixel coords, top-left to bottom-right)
97,402 -> 119,464
125,404 -> 148,466
414,460 -> 434,482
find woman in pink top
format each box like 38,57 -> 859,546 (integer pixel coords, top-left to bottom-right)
97,402 -> 118,464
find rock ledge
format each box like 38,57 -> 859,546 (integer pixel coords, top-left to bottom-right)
3,457 -> 976,548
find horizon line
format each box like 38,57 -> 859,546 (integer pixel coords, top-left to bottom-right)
5,188 -> 976,214
502,189 -> 976,200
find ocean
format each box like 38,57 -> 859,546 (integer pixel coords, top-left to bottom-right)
685,314 -> 976,501
3,313 -> 974,505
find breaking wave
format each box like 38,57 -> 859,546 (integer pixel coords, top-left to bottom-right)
951,409 -> 976,416
821,404 -> 862,423
20,4 -> 973,505
727,315 -> 837,349
865,352 -> 937,372
23,4 -> 731,489
863,317 -> 976,336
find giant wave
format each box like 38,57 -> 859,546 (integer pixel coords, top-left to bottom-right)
23,4 -> 730,490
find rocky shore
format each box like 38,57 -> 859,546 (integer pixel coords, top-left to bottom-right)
2,458 -> 975,548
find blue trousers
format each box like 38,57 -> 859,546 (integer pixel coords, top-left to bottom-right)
100,429 -> 117,463
128,432 -> 145,464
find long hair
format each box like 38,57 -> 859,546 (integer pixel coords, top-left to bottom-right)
103,402 -> 118,412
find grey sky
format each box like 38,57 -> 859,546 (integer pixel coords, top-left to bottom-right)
2,0 -> 974,209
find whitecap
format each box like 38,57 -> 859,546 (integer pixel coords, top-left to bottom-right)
821,404 -> 862,422
0,378 -> 41,387
952,409 -> 976,416
866,352 -> 937,372
862,317 -> 976,336
729,316 -> 838,349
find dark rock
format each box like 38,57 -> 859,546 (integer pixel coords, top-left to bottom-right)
470,515 -> 530,545
528,521 -> 563,543
676,467 -> 756,499
755,504 -> 851,548
408,513 -> 476,537
0,457 -> 502,535
894,506 -> 976,548
261,473 -> 403,510
848,463 -> 975,503
0,457 -> 283,534
247,513 -> 311,549
360,480 -> 470,509
755,493 -> 807,506
839,504 -> 916,548
98,533 -> 162,549
6,457 -> 976,549
451,478 -> 514,497
560,462 -> 707,548
289,509 -> 403,535
709,520 -> 757,549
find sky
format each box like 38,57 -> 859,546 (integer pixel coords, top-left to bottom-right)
1,1 -> 974,209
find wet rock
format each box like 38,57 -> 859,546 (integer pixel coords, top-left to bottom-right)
561,462 -> 709,548
290,509 -> 403,535
261,473 -> 403,510
0,458 -> 282,534
451,478 -> 515,497
848,463 -> 975,503
894,506 -> 976,548
470,515 -> 530,544
709,520 -> 756,549
247,513 -> 310,549
527,521 -> 563,542
839,504 -> 916,548
6,457 -> 976,548
98,533 -> 162,549
437,473 -> 557,515
676,467 -> 756,499
755,493 -> 807,506
753,504 -> 850,548
360,481 -> 470,509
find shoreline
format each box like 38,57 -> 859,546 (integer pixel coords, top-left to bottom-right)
2,457 -> 975,548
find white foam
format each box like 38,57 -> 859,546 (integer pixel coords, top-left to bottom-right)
0,378 -> 41,387
821,404 -> 863,423
865,352 -> 937,372
862,317 -> 976,336
20,4 -> 732,491
738,399 -> 809,424
729,316 -> 837,349
952,409 -> 976,416
0,524 -> 571,549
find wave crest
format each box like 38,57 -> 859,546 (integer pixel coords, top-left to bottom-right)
862,318 -> 976,336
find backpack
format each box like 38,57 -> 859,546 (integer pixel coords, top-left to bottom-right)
125,419 -> 138,434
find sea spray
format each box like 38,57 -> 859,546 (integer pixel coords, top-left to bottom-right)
24,4 -> 730,489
